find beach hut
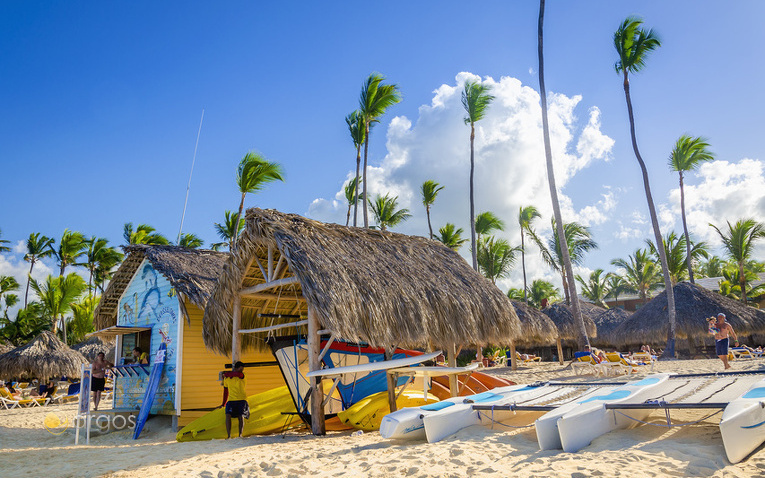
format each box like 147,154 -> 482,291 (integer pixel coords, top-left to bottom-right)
590,308 -> 632,349
72,336 -> 115,362
509,300 -> 557,369
91,245 -> 285,428
203,208 -> 522,434
0,330 -> 88,379
543,302 -> 598,363
611,282 -> 765,354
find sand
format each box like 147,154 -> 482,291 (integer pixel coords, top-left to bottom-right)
2,358 -> 765,477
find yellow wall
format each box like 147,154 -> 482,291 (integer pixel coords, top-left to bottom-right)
179,301 -> 286,426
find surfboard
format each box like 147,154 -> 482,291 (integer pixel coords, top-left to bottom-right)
306,351 -> 441,378
133,342 -> 166,439
176,386 -> 304,441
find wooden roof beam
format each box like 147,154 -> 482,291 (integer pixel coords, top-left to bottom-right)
239,276 -> 299,296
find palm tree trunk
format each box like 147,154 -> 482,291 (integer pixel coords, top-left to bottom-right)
426,205 -> 433,239
469,123 -> 478,271
561,270 -> 570,304
362,125 -> 370,229
353,147 -> 361,227
739,260 -> 748,304
521,231 -> 528,303
346,205 -> 351,227
24,259 -> 34,308
539,0 -> 589,348
679,172 -> 695,283
233,193 -> 246,247
622,73 -> 676,357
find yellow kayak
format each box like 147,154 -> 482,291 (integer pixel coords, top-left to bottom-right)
338,390 -> 439,431
176,386 -> 303,441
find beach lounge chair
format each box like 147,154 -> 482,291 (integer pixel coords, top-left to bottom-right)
515,352 -> 542,363
51,383 -> 80,404
603,352 -> 640,375
571,353 -> 605,376
730,347 -> 755,359
0,388 -> 46,408
631,352 -> 655,371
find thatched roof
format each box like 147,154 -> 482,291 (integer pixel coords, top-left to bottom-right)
510,300 -> 558,346
542,302 -> 598,342
94,245 -> 229,330
590,308 -> 632,347
0,331 -> 88,379
72,336 -> 115,362
203,208 -> 522,355
612,282 -> 765,346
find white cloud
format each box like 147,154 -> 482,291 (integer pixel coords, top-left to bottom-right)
308,72 -> 614,292
669,158 -> 765,249
13,240 -> 25,255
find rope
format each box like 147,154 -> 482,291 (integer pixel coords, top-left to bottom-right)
611,408 -> 723,428
478,407 -> 536,429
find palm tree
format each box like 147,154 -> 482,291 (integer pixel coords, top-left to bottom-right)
611,249 -> 663,303
0,276 -> 20,304
605,273 -> 628,309
68,295 -> 98,345
477,237 -> 521,284
0,228 -> 10,253
0,303 -> 49,346
53,229 -> 87,276
346,110 -> 366,227
79,236 -> 109,299
506,288 -> 526,301
710,218 -> 765,303
538,0 -> 589,347
30,273 -> 86,343
697,255 -> 726,278
533,221 -> 597,304
668,135 -> 714,284
575,269 -> 610,308
344,177 -> 361,227
1,294 -> 18,317
645,231 -> 708,284
93,245 -> 123,294
123,223 -> 170,246
23,233 -> 55,307
421,180 -> 444,239
436,224 -> 469,251
358,73 -> 402,228
370,194 -> 411,231
614,16 -> 676,356
212,210 -> 245,251
528,279 -> 560,309
462,80 -> 495,270
178,233 -> 204,249
474,211 -> 505,244
234,152 -> 284,245
518,205 -> 541,303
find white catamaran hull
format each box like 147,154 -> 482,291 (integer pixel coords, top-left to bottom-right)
552,374 -> 670,452
720,378 -> 765,464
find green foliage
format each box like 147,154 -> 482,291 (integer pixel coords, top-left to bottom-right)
421,180 -> 444,239
710,218 -> 765,303
477,237 -> 520,284
436,224 -> 468,251
575,269 -> 610,308
613,16 -> 661,75
611,248 -> 662,302
370,193 -> 411,231
123,223 -> 170,246
213,210 -> 245,251
462,80 -> 495,125
344,177 -> 362,227
345,110 -> 366,150
234,152 -> 284,243
0,228 -> 10,253
30,273 -> 87,335
178,233 -> 204,249
475,211 -> 505,237
506,288 -> 525,301
67,295 -> 98,345
645,231 -> 708,284
54,229 -> 87,275
528,279 -> 560,309
0,303 -> 50,346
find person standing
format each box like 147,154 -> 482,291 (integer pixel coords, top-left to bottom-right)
219,361 -> 249,438
711,313 -> 739,370
91,352 -> 112,410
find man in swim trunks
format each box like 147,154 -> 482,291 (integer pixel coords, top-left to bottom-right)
220,361 -> 249,438
92,352 -> 113,410
713,313 -> 738,370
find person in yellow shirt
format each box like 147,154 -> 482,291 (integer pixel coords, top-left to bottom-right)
220,361 -> 249,438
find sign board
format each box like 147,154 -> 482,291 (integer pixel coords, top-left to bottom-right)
75,364 -> 92,445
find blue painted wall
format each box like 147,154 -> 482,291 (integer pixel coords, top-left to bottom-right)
115,259 -> 179,414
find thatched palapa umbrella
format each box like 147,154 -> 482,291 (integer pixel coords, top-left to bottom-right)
73,336 -> 115,362
204,208 -> 522,434
590,307 -> 632,348
0,342 -> 13,354
543,302 -> 598,363
0,331 -> 88,380
509,300 -> 557,369
612,282 -> 765,352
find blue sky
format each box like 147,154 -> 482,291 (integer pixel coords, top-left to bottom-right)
2,1 -> 765,301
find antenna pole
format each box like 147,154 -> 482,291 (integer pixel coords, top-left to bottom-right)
177,109 -> 204,244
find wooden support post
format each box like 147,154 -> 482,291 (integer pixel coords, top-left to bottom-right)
448,343 -> 458,397
510,342 -> 518,371
307,308 -> 325,435
387,371 -> 398,413
231,294 -> 241,363
557,338 -> 564,365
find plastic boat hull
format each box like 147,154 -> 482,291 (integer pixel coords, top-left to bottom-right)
338,390 -> 438,431
549,374 -> 670,452
720,377 -> 765,463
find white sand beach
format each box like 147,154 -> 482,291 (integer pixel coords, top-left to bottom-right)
2,358 -> 764,478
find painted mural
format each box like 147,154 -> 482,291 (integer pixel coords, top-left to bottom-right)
115,259 -> 178,415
